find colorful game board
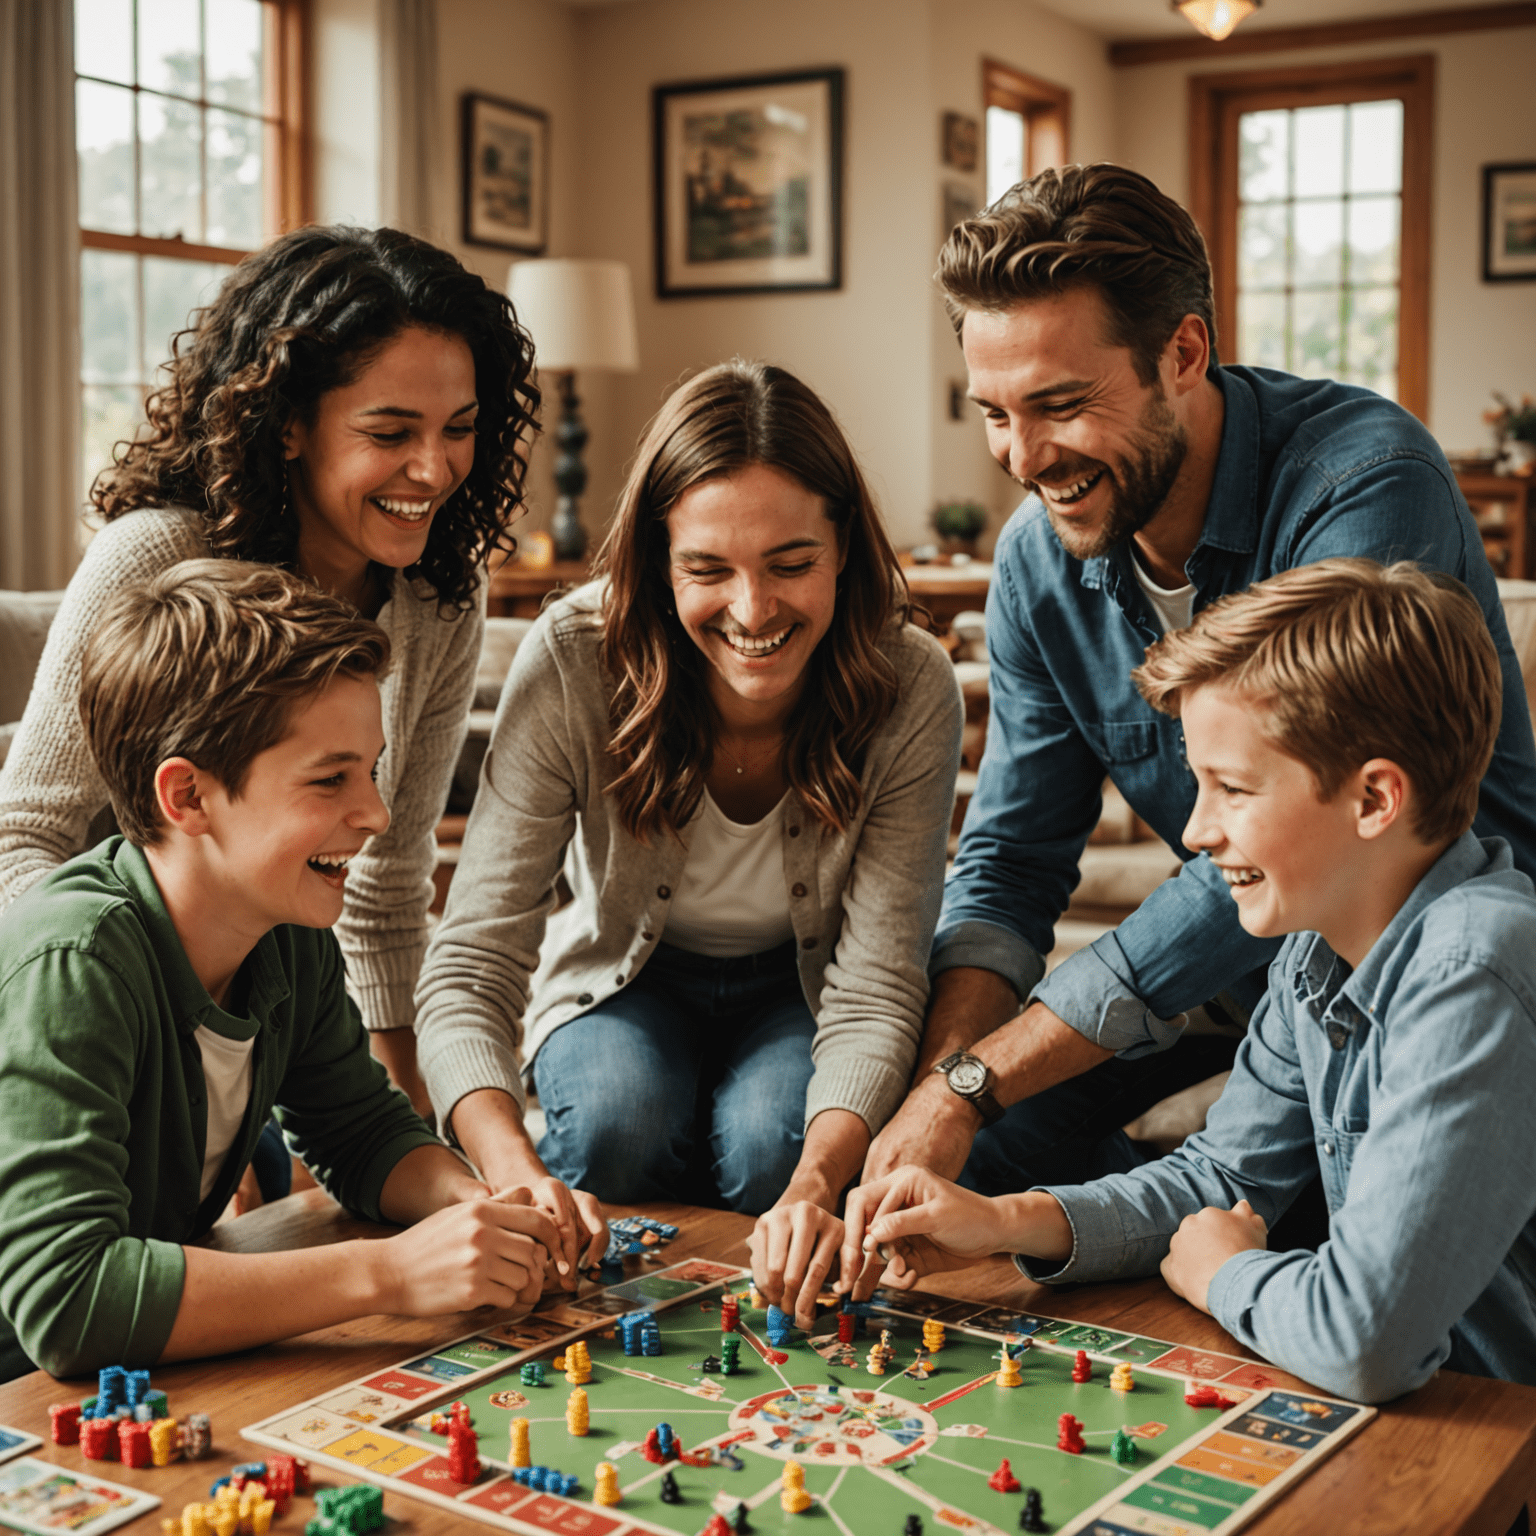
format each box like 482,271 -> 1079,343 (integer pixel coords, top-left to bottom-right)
242,1262 -> 1374,1536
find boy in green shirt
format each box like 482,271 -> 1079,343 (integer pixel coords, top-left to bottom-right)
0,560 -> 559,1381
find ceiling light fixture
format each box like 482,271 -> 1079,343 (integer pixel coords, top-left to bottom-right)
1171,0 -> 1262,42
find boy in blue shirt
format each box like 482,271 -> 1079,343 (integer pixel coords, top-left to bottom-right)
840,558 -> 1536,1402
0,561 -> 559,1381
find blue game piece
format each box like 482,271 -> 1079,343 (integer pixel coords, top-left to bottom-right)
765,1305 -> 792,1348
210,1477 -> 232,1496
124,1370 -> 151,1407
641,1318 -> 662,1357
656,1423 -> 676,1460
560,1474 -> 579,1497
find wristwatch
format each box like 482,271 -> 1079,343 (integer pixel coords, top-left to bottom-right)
932,1051 -> 1005,1126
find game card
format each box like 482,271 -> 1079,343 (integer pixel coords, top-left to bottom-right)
0,1427 -> 43,1467
0,1458 -> 160,1535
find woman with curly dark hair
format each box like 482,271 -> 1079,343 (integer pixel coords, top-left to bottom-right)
0,224 -> 539,1144
415,360 -> 964,1321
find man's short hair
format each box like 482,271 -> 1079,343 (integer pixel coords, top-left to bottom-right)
937,163 -> 1217,385
79,559 -> 391,846
1133,559 -> 1502,846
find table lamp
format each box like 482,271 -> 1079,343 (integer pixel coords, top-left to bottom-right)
507,258 -> 640,561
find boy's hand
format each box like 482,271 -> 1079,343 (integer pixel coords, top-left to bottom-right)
522,1176 -> 608,1287
838,1166 -> 1008,1301
1161,1200 -> 1269,1313
749,1199 -> 844,1330
375,1187 -> 560,1317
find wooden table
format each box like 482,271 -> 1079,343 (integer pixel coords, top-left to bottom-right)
487,560 -> 592,618
902,562 -> 993,634
2,1192 -> 1533,1536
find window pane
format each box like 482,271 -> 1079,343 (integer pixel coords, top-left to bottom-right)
74,0 -> 133,85
1293,289 -> 1343,378
1348,100 -> 1403,194
1345,286 -> 1398,398
139,92 -> 203,241
142,258 -> 228,379
1347,197 -> 1399,285
1239,110 -> 1288,203
206,0 -> 264,112
81,384 -> 144,501
986,106 -> 1024,207
206,108 -> 263,247
1237,291 -> 1288,371
76,78 -> 135,233
81,248 -> 140,384
138,0 -> 202,98
1293,106 -> 1345,199
1238,202 -> 1287,291
1293,200 -> 1343,288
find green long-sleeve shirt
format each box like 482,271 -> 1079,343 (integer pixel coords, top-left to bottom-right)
0,838 -> 440,1378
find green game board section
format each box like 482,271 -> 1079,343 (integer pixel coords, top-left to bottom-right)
395,1288 -> 1228,1536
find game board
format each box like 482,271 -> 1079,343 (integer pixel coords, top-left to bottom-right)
242,1261 -> 1374,1536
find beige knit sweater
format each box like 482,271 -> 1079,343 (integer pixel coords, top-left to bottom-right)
0,506 -> 482,1032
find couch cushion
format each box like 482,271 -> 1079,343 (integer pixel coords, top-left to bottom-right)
0,590 -> 64,726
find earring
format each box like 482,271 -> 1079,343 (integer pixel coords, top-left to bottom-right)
281,460 -> 293,520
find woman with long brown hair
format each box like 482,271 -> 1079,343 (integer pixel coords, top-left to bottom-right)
415,360 -> 963,1319
0,224 -> 538,1204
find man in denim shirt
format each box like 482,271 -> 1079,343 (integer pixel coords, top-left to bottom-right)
843,561 -> 1536,1404
866,164 -> 1536,1194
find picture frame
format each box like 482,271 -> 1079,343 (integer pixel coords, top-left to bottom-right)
653,67 -> 844,298
941,111 -> 979,172
461,92 -> 548,254
1482,162 -> 1536,283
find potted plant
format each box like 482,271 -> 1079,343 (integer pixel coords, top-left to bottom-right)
931,500 -> 988,555
1484,393 -> 1536,477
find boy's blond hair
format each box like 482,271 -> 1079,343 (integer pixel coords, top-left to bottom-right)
1132,558 -> 1501,846
79,559 -> 391,846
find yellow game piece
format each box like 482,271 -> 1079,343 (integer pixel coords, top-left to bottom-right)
594,1461 -> 622,1507
749,1286 -> 767,1310
162,1520 -> 179,1536
510,1416 -> 531,1467
781,1461 -> 813,1514
922,1319 -> 946,1352
552,1352 -> 567,1371
1110,1363 -> 1135,1393
182,1505 -> 210,1536
212,1508 -> 239,1536
997,1347 -> 1022,1388
865,1342 -> 887,1376
565,1340 -> 592,1385
251,1502 -> 275,1536
567,1387 -> 590,1436
150,1419 -> 180,1467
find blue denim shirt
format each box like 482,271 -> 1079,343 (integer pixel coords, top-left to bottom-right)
1018,834 -> 1536,1403
935,366 -> 1536,1053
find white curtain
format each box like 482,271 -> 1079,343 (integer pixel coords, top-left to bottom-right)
0,0 -> 81,591
378,0 -> 441,238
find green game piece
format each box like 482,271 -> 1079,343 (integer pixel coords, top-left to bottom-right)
1111,1429 -> 1138,1466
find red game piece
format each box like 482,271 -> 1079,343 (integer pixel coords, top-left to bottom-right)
1056,1414 -> 1085,1454
721,1295 -> 741,1333
265,1452 -> 296,1515
765,1349 -> 789,1366
117,1420 -> 152,1469
642,1428 -> 666,1464
987,1458 -> 1021,1493
80,1418 -> 117,1461
48,1403 -> 81,1446
1184,1382 -> 1221,1409
701,1516 -> 733,1536
837,1311 -> 855,1346
1071,1350 -> 1092,1383
447,1420 -> 481,1484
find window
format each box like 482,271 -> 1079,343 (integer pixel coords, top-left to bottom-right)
74,0 -> 308,497
983,60 -> 1069,209
1189,56 -> 1432,418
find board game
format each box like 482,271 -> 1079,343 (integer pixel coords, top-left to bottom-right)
242,1261 -> 1373,1536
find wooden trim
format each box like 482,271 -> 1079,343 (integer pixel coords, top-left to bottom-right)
268,0 -> 313,232
79,229 -> 250,265
982,58 -> 1072,171
1188,54 -> 1434,421
1111,1 -> 1535,66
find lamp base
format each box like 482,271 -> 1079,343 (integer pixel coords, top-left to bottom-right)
551,372 -> 590,563
551,497 -> 587,563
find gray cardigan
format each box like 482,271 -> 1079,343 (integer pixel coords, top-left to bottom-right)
415,584 -> 964,1139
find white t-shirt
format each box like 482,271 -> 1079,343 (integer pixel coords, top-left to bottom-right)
195,1023 -> 257,1200
1130,549 -> 1197,633
662,790 -> 795,958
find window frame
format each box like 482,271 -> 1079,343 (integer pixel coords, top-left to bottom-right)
77,0 -> 312,272
1188,53 -> 1433,420
983,58 -> 1071,181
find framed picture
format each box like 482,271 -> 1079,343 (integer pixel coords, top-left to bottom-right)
653,67 -> 844,298
461,93 -> 548,254
1482,162 -> 1536,282
941,111 -> 979,172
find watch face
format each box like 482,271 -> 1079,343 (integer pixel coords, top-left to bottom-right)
947,1058 -> 987,1096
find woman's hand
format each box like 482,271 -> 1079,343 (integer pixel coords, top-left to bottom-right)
525,1175 -> 609,1281
749,1194 -> 844,1329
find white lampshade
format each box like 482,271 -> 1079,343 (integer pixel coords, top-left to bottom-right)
507,258 -> 639,373
1171,0 -> 1261,41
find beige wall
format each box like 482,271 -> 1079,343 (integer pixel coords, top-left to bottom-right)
1111,21 -> 1536,454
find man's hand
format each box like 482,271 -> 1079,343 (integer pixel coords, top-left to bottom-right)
863,1077 -> 980,1184
1161,1200 -> 1268,1313
748,1200 -> 844,1329
524,1175 -> 608,1281
374,1186 -> 560,1317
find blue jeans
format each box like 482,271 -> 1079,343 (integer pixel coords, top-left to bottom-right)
532,940 -> 815,1216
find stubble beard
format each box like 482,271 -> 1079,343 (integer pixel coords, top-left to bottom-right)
1029,388 -> 1190,563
